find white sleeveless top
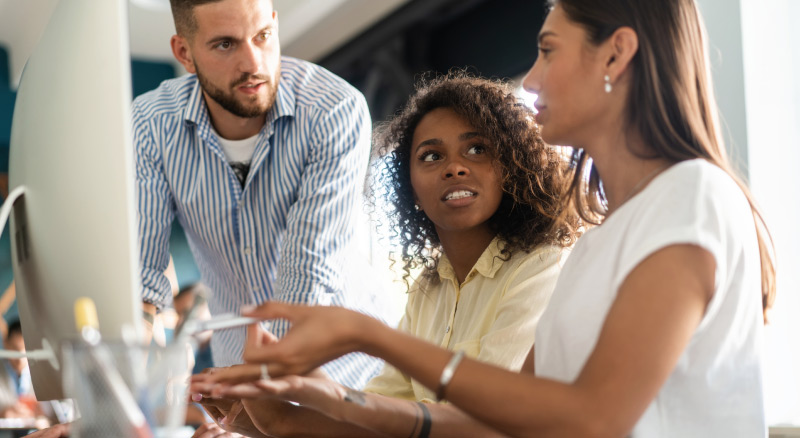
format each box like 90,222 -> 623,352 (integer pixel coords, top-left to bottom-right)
535,159 -> 766,437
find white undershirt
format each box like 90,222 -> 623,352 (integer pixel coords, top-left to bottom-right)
213,128 -> 258,187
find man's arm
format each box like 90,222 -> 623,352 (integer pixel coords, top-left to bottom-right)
132,103 -> 176,330
272,92 -> 372,336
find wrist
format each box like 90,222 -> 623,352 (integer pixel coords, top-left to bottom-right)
142,302 -> 158,315
330,385 -> 362,423
355,315 -> 389,358
435,350 -> 466,401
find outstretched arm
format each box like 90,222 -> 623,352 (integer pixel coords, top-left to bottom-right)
216,244 -> 713,437
196,325 -> 508,438
195,371 -> 507,438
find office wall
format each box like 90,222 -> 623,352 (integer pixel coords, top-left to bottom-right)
0,46 -> 13,169
739,0 -> 800,426
697,0 -> 750,175
699,0 -> 800,425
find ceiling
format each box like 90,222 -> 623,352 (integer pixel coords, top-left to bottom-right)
0,0 -> 410,87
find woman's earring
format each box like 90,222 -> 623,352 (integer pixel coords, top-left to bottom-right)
604,75 -> 612,93
414,204 -> 422,212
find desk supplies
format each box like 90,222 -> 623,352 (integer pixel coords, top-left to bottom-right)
65,297 -> 152,438
186,313 -> 261,335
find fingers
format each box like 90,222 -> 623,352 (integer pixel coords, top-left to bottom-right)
202,363 -> 265,386
199,403 -> 223,424
192,395 -> 236,422
52,424 -> 71,438
240,354 -> 320,378
191,363 -> 264,398
216,383 -> 275,399
190,372 -> 217,401
240,343 -> 294,372
224,400 -> 245,425
190,382 -> 213,401
195,373 -> 300,401
190,367 -> 224,386
214,379 -> 295,400
23,424 -> 70,438
191,422 -> 243,438
240,304 -> 358,377
241,301 -> 299,321
244,323 -> 278,352
246,324 -> 263,349
259,324 -> 279,344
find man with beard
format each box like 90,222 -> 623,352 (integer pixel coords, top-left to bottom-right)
133,0 -> 384,390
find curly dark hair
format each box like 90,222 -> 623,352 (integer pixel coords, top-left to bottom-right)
371,72 -> 581,287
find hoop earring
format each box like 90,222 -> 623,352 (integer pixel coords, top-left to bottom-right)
604,75 -> 612,93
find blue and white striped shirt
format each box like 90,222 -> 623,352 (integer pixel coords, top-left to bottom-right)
132,57 -> 383,389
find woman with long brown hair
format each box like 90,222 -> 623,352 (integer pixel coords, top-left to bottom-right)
200,0 -> 775,436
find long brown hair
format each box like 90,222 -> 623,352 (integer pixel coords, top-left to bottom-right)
549,0 -> 776,322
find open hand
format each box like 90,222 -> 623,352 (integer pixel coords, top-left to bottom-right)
235,302 -> 380,377
191,324 -> 332,404
190,368 -> 268,438
23,424 -> 70,438
191,422 -> 245,438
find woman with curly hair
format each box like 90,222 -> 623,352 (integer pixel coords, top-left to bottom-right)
189,74 -> 580,438
373,73 -> 579,287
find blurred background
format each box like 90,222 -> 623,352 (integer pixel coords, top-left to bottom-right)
0,0 -> 797,431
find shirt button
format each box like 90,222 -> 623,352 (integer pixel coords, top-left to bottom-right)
445,325 -> 451,334
243,247 -> 252,255
238,200 -> 244,209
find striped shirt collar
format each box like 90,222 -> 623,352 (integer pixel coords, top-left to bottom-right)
182,74 -> 296,138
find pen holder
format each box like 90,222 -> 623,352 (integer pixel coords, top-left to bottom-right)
61,339 -> 195,438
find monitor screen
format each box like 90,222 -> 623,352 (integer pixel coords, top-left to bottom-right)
8,0 -> 142,401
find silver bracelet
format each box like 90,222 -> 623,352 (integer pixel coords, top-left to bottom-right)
436,350 -> 465,401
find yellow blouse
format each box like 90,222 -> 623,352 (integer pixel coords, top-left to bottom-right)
364,238 -> 565,402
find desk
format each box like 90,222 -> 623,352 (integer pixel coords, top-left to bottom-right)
771,426 -> 800,438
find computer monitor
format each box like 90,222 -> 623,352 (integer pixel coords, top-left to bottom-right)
7,0 -> 142,401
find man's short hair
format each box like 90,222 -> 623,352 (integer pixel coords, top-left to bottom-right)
169,0 -> 225,37
170,0 -> 273,38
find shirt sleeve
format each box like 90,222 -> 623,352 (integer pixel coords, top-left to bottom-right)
609,163 -> 756,328
476,247 -> 564,371
133,103 -> 175,309
271,92 -> 371,336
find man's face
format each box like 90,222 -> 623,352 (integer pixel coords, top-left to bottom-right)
178,0 -> 281,119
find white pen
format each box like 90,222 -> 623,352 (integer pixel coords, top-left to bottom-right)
191,313 -> 266,334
